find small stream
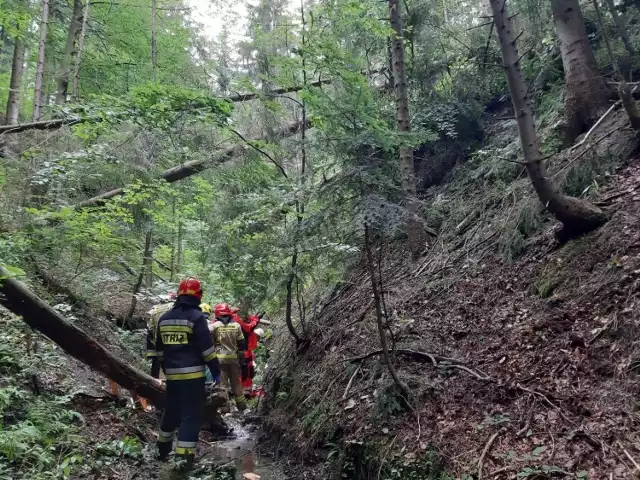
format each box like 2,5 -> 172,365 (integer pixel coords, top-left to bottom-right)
204,417 -> 285,480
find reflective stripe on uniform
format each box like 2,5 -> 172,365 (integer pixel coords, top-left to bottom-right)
216,353 -> 238,359
176,440 -> 198,448
202,345 -> 216,362
157,430 -> 174,442
159,319 -> 194,328
175,446 -> 196,455
146,350 -> 157,357
165,371 -> 205,380
159,325 -> 192,333
165,365 -> 205,374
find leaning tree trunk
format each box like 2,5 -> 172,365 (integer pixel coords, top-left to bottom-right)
72,0 -> 89,100
6,35 -> 26,125
56,0 -> 83,105
551,0 -> 610,143
32,0 -> 50,121
603,0 -> 635,56
592,0 -> 640,131
389,0 -> 426,258
0,265 -> 166,406
490,0 -> 607,236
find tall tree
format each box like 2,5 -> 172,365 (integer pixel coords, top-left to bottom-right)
56,0 -> 84,104
490,0 -> 607,236
5,5 -> 27,125
33,0 -> 50,121
602,0 -> 635,56
551,0 -> 610,143
151,0 -> 157,81
389,0 -> 426,257
72,0 -> 90,100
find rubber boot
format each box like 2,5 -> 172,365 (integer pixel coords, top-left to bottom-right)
157,441 -> 172,461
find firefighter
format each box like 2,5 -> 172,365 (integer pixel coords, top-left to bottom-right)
210,303 -> 247,413
200,303 -> 212,321
154,278 -> 221,468
235,312 -> 261,398
146,292 -> 177,379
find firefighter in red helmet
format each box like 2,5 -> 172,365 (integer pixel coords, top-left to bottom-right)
154,278 -> 220,468
209,303 -> 247,413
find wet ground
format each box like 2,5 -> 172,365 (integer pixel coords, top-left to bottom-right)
201,417 -> 285,480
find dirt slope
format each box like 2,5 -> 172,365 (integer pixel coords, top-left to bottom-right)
264,110 -> 640,479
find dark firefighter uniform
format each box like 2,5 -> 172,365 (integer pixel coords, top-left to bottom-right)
153,278 -> 220,464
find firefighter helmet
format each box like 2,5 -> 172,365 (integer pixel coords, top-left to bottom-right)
177,278 -> 202,299
200,303 -> 212,314
214,303 -> 232,317
254,328 -> 265,338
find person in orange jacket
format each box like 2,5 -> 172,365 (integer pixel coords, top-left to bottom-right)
233,310 -> 263,398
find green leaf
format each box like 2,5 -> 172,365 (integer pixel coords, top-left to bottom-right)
532,446 -> 547,456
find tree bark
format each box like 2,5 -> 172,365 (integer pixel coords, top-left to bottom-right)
0,265 -> 166,407
490,0 -> 607,236
363,223 -> 411,400
389,0 -> 426,258
33,0 -> 50,121
56,0 -> 83,105
284,254 -> 302,344
151,0 -> 157,81
6,35 -> 26,125
72,0 -> 89,101
603,0 -> 635,56
124,230 -> 152,325
551,0 -> 610,143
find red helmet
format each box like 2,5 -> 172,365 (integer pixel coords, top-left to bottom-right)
214,303 -> 232,317
177,278 -> 202,299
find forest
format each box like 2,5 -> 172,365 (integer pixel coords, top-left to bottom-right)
0,0 -> 639,477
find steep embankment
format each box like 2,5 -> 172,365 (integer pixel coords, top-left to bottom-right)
263,109 -> 640,479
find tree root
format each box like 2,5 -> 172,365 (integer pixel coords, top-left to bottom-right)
477,429 -> 504,480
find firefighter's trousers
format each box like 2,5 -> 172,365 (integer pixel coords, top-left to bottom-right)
156,378 -> 205,461
220,361 -> 247,412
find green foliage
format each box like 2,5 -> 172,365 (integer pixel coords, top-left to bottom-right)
382,449 -> 455,480
375,383 -> 410,420
95,437 -> 142,459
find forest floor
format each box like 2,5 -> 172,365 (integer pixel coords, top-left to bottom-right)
263,109 -> 640,479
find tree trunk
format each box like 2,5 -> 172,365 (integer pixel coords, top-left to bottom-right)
389,0 -> 426,258
363,223 -> 411,400
124,230 -> 153,325
176,220 -> 183,274
151,0 -> 157,81
33,0 -> 50,121
144,230 -> 154,289
56,0 -> 83,105
490,0 -> 607,236
551,0 -> 610,143
284,254 -> 302,344
592,0 -> 640,132
72,0 -> 89,101
6,36 -> 26,125
603,0 -> 635,56
0,265 -> 166,406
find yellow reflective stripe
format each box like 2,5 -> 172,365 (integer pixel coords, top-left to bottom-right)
203,351 -> 217,362
175,447 -> 196,455
216,353 -> 238,359
165,371 -> 205,380
159,325 -> 192,333
146,350 -> 157,357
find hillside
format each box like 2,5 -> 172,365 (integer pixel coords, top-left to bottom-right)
263,109 -> 640,479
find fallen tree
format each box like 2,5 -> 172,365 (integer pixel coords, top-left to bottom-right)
0,264 -> 166,406
72,119 -> 307,210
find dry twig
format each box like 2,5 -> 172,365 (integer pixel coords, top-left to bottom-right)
342,367 -> 361,400
478,429 -> 504,480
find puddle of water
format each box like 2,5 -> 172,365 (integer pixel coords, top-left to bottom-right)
205,417 -> 284,480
